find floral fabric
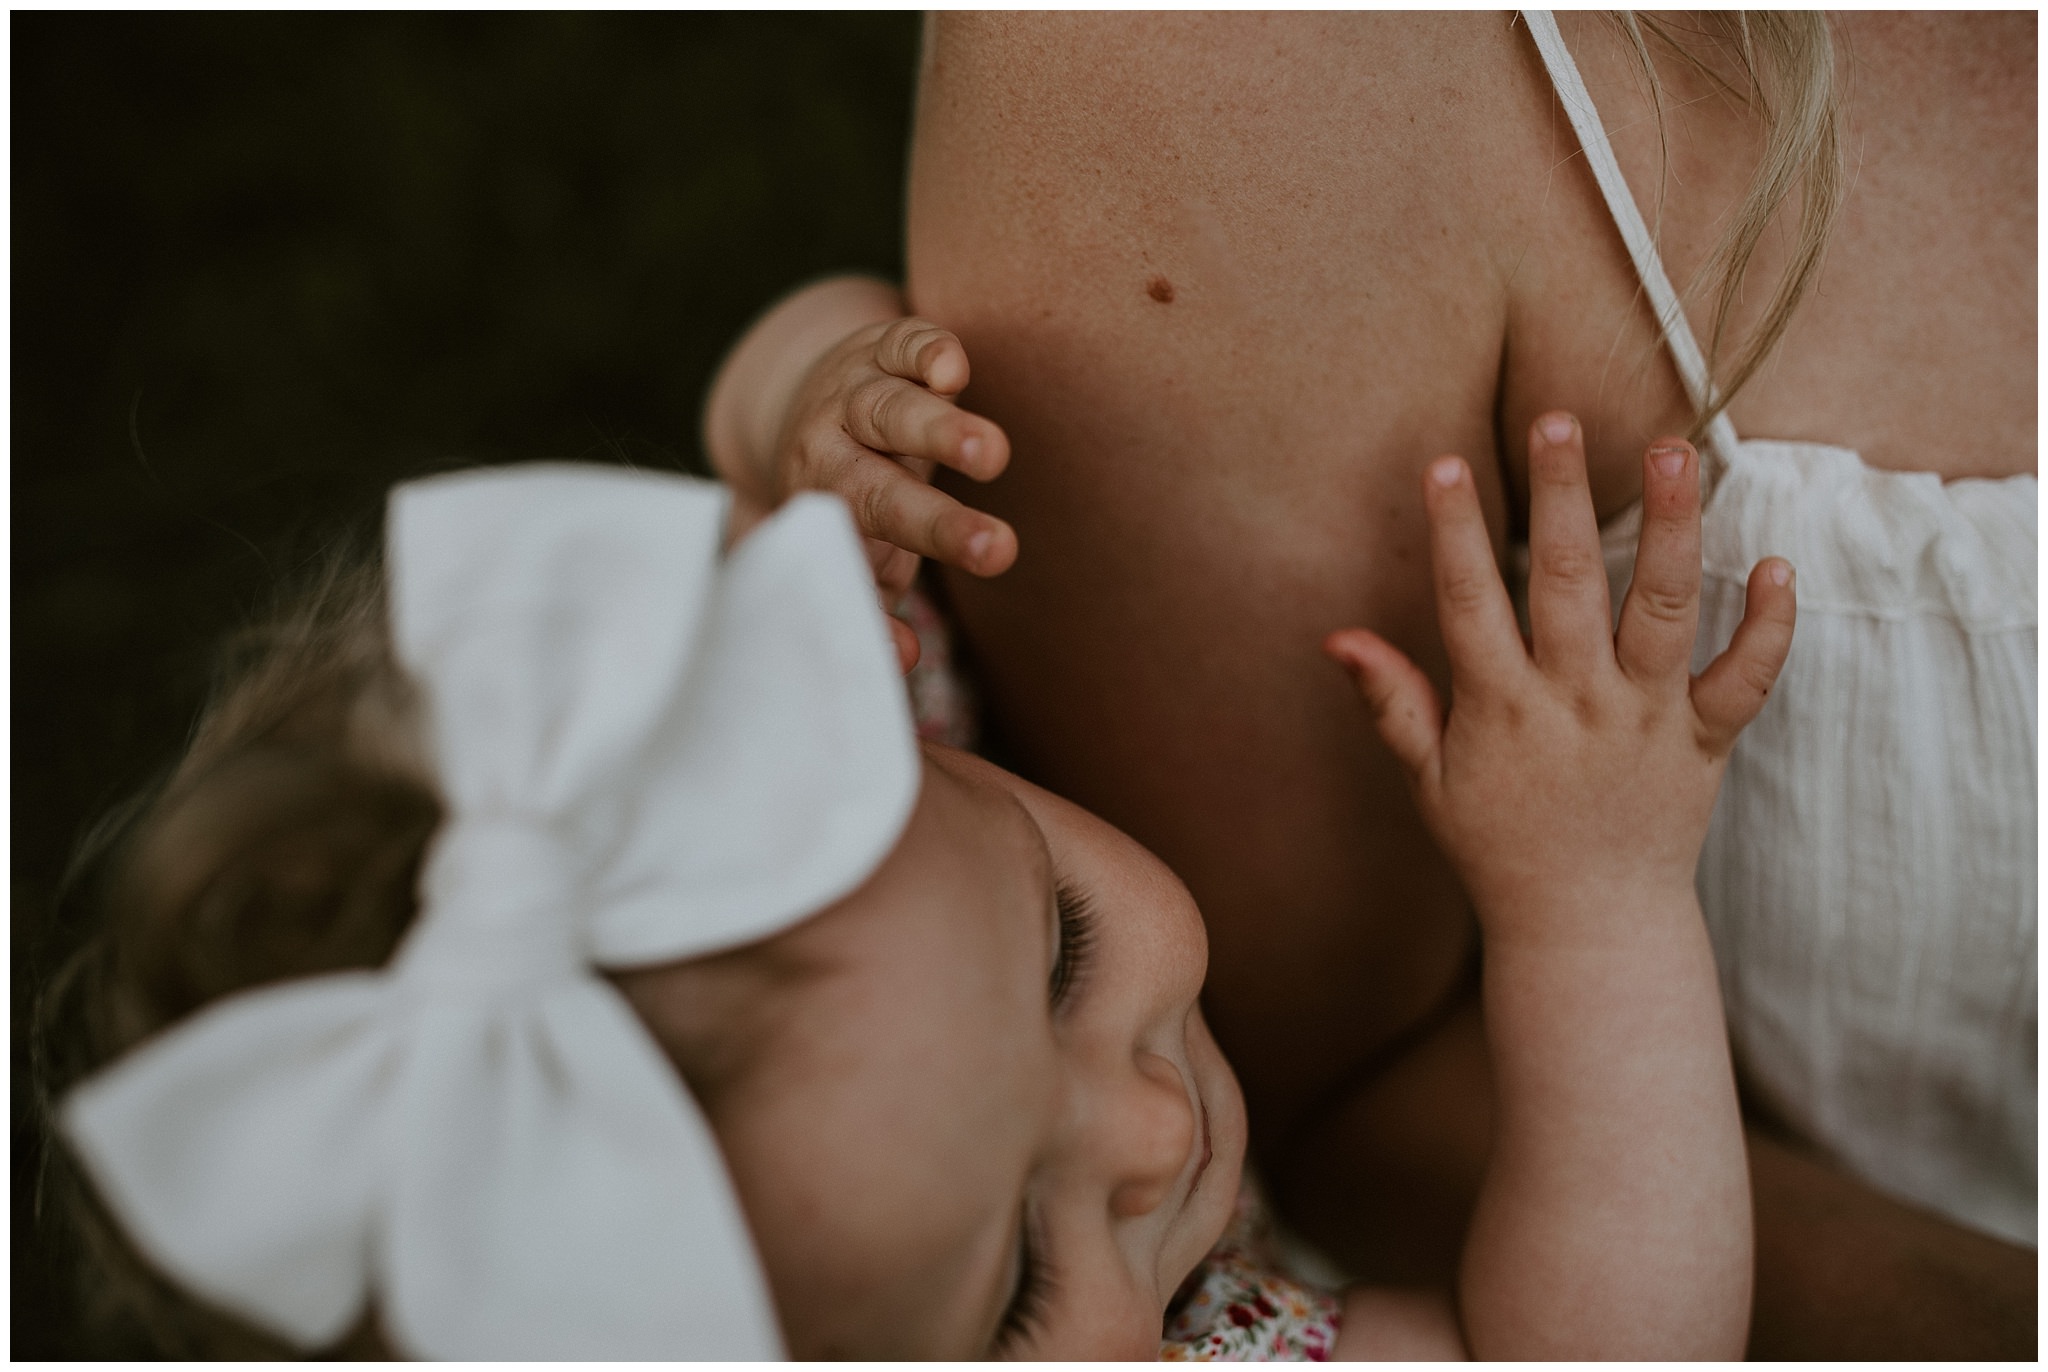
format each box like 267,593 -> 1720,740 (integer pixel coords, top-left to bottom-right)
1159,1180 -> 1342,1361
901,583 -> 978,751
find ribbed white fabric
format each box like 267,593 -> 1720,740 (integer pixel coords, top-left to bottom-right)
1524,12 -> 2037,1247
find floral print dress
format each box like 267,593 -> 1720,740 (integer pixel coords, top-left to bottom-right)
1159,1179 -> 1344,1361
902,583 -> 979,750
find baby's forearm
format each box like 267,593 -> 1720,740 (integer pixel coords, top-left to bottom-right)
702,275 -> 906,498
1458,891 -> 1750,1359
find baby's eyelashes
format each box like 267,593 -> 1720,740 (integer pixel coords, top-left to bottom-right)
1050,880 -> 1099,1009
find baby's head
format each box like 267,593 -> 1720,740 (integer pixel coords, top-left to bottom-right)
622,743 -> 1246,1357
45,468 -> 1244,1359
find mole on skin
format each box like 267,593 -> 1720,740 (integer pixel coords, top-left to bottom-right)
1147,275 -> 1176,304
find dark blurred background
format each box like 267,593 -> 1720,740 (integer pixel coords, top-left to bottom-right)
13,12 -> 922,1354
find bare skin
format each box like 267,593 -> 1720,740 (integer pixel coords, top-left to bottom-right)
705,11 -> 2035,1355
654,423 -> 1796,1357
894,11 -> 2034,1356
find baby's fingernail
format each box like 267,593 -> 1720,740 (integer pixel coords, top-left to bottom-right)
1428,456 -> 1464,488
1650,442 -> 1689,477
966,530 -> 994,564
1539,413 -> 1576,444
1768,560 -> 1793,587
960,435 -> 982,464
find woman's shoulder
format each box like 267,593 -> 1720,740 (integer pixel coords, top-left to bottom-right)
1500,13 -> 2036,492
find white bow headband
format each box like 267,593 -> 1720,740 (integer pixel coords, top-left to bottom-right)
60,465 -> 920,1358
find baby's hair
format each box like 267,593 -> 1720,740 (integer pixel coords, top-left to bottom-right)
35,541 -> 817,1357
35,552 -> 437,1356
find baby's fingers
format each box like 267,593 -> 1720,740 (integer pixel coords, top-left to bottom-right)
874,317 -> 971,397
844,451 -> 1018,577
1424,456 -> 1527,693
868,539 -> 921,601
1325,629 -> 1444,798
885,604 -> 921,675
1524,413 -> 1612,675
864,544 -> 921,672
1690,559 -> 1796,753
844,374 -> 1010,483
1615,438 -> 1702,684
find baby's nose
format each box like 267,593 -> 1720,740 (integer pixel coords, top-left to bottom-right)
1107,1051 -> 1198,1218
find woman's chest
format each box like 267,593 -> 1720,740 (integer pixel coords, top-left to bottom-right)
908,13 -> 1563,573
910,11 -> 2033,549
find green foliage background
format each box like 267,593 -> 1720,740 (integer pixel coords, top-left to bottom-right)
12,12 -> 922,1354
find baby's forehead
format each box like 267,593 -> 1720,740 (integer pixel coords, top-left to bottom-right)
720,754 -> 1063,1353
747,1071 -> 1033,1353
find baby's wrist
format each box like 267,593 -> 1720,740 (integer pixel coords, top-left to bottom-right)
1468,876 -> 1705,954
706,276 -> 907,496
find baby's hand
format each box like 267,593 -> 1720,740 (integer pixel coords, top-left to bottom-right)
707,279 -> 1015,670
1325,413 -> 1795,943
762,315 -> 1013,599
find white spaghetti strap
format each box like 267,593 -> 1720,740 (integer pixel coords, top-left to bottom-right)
1521,11 -> 1740,472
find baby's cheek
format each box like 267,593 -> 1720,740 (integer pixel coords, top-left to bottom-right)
1170,1022 -> 1251,1276
1034,1292 -> 1176,1362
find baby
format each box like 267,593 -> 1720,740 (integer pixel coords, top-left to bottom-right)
702,276 -> 1798,1359
46,304 -> 1792,1358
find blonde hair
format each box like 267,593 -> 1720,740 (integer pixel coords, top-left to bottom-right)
1609,11 -> 1846,442
35,557 -> 438,1356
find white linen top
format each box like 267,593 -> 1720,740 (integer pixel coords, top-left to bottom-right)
1524,11 -> 2037,1247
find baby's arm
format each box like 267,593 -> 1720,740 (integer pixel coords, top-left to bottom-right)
703,275 -> 1013,667
1323,415 -> 1795,1359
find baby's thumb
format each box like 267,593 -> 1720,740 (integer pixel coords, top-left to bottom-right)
888,613 -> 921,675
1324,629 -> 1443,787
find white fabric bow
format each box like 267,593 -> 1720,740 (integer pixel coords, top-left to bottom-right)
60,465 -> 920,1359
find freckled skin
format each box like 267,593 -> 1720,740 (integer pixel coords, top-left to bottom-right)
905,8 -> 2034,1307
